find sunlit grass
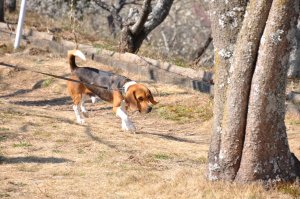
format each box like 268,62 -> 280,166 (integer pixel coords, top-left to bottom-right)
13,142 -> 32,148
157,103 -> 213,123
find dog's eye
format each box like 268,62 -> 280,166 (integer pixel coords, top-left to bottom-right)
138,97 -> 144,102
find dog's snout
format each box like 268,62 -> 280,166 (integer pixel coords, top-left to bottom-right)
147,106 -> 152,113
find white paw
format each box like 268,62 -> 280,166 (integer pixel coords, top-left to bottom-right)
91,96 -> 97,104
121,120 -> 136,132
77,119 -> 85,125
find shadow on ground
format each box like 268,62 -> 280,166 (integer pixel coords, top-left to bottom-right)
137,131 -> 204,144
0,79 -> 49,98
0,156 -> 72,164
11,97 -> 71,106
84,125 -> 119,150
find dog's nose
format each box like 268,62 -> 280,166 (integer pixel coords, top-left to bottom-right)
147,106 -> 152,113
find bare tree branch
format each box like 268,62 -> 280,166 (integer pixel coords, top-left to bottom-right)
161,30 -> 170,52
192,35 -> 212,65
94,0 -> 111,12
120,0 -> 174,53
130,0 -> 151,35
94,0 -> 142,36
144,0 -> 174,34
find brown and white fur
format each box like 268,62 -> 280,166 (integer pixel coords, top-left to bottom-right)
67,50 -> 158,131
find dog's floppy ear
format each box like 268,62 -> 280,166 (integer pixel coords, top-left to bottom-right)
149,90 -> 158,105
125,89 -> 139,111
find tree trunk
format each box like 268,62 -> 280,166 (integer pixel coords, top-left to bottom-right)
208,0 -> 300,183
219,0 -> 273,181
120,0 -> 174,53
0,0 -> 4,22
207,0 -> 248,181
288,16 -> 300,79
236,0 -> 300,182
6,0 -> 16,13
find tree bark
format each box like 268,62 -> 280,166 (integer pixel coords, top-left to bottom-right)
207,0 -> 248,181
236,0 -> 300,182
288,16 -> 300,79
120,0 -> 174,53
208,0 -> 300,183
0,0 -> 4,22
5,0 -> 16,13
220,0 -> 273,181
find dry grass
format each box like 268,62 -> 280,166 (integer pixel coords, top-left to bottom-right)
0,48 -> 300,199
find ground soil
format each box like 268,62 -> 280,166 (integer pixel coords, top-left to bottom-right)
0,45 -> 300,198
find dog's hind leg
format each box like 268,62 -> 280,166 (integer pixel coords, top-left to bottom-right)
73,104 -> 85,124
90,95 -> 97,104
80,94 -> 89,117
71,93 -> 85,124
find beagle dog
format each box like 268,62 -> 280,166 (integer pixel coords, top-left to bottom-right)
67,50 -> 158,131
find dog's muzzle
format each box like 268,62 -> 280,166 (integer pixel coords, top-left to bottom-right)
146,106 -> 152,113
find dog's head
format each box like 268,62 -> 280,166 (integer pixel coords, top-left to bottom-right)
125,84 -> 158,113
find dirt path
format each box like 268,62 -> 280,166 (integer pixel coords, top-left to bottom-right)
1,50 -> 299,198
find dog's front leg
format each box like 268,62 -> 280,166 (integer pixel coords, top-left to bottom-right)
115,101 -> 136,132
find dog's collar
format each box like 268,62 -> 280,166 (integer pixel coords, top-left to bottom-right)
123,81 -> 137,95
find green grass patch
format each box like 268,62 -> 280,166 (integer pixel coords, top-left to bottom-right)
93,42 -> 118,52
52,149 -> 63,153
197,156 -> 208,164
41,78 -> 54,88
157,104 -> 212,123
0,127 -> 10,133
13,142 -> 32,148
169,57 -> 189,68
0,135 -> 7,142
277,184 -> 300,198
153,153 -> 171,160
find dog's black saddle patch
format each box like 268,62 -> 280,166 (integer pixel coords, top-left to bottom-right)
73,67 -> 131,98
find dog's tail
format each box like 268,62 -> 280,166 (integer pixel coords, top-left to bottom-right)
68,50 -> 86,71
